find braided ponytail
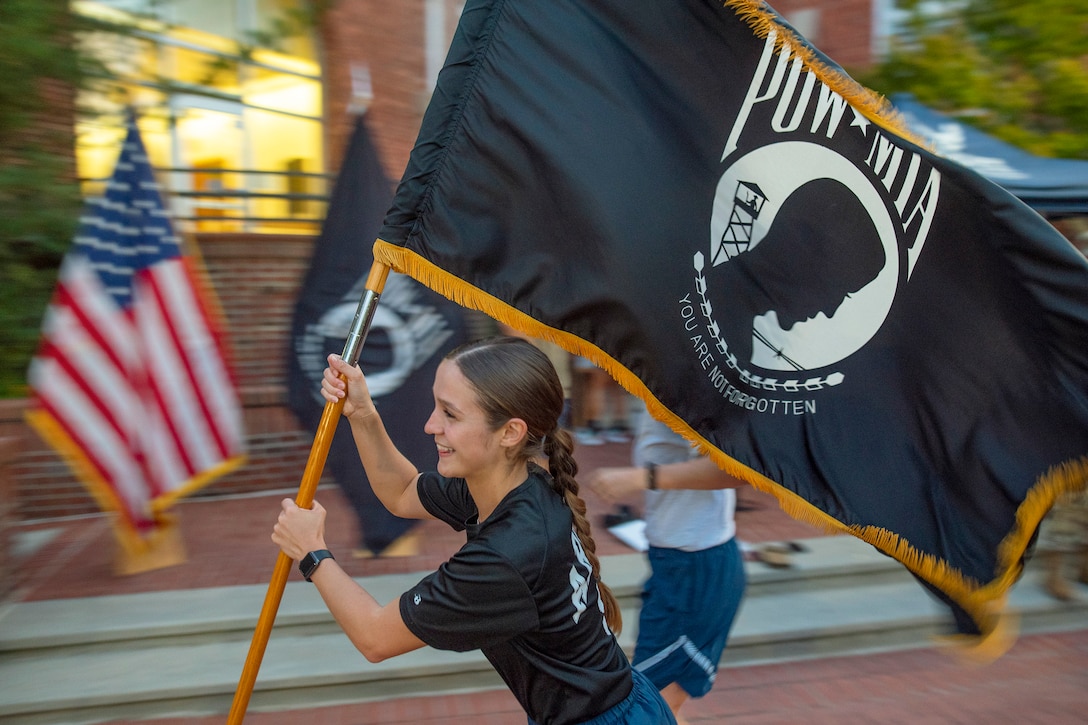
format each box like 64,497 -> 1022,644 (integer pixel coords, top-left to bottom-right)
448,336 -> 623,635
544,429 -> 623,635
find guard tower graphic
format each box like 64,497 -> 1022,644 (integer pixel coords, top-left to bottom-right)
712,180 -> 767,266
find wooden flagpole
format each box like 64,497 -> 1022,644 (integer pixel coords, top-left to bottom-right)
227,261 -> 391,724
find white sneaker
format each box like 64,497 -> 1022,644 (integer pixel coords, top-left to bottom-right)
574,428 -> 604,446
603,427 -> 631,443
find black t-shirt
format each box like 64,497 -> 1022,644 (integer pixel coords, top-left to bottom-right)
399,464 -> 631,724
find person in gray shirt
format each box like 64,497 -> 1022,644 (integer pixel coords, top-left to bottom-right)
589,410 -> 747,725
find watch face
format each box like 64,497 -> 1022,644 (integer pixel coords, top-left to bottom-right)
300,550 -> 332,581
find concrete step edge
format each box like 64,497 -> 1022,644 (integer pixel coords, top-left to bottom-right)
1,575 -> 1085,720
0,536 -> 904,651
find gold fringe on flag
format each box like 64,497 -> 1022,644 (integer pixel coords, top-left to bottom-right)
374,239 -> 1088,660
722,0 -> 930,150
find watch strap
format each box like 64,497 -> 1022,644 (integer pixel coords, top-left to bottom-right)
299,549 -> 335,582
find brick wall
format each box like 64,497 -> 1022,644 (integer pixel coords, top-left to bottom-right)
770,0 -> 877,71
199,234 -> 315,392
320,0 -> 429,181
0,433 -> 22,601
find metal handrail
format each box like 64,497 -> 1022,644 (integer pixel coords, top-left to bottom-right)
157,167 -> 331,179
81,167 -> 335,233
170,190 -> 330,201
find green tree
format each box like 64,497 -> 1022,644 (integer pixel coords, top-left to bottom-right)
0,0 -> 97,397
860,0 -> 1088,159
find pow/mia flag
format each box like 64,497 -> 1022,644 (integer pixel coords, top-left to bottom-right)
373,0 -> 1088,644
288,114 -> 466,554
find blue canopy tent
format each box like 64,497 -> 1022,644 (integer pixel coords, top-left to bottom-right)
891,93 -> 1088,216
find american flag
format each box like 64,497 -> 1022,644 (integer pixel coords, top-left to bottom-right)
26,114 -> 246,542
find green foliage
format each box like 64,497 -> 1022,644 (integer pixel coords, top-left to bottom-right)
0,1 -> 78,137
860,0 -> 1088,159
0,0 -> 90,397
230,1 -> 331,78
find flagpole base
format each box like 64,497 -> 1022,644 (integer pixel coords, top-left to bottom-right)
113,513 -> 188,576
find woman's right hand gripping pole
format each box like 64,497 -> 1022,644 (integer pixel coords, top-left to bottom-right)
321,353 -> 378,422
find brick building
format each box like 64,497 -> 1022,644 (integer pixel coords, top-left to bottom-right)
1,1 -> 881,554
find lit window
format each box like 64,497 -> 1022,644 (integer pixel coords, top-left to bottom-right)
74,0 -> 325,234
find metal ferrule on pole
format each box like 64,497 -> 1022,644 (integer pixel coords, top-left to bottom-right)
341,288 -> 380,366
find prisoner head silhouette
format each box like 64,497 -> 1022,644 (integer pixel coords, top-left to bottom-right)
718,176 -> 885,365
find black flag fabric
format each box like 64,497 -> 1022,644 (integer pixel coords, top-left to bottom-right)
372,0 -> 1088,646
288,114 -> 466,554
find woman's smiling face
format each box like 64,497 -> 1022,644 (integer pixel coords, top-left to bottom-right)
424,359 -> 505,479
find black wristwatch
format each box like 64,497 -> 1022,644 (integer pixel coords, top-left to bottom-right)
299,549 -> 335,582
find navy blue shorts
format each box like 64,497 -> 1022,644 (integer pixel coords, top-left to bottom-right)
633,538 -> 746,698
529,668 -> 675,725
